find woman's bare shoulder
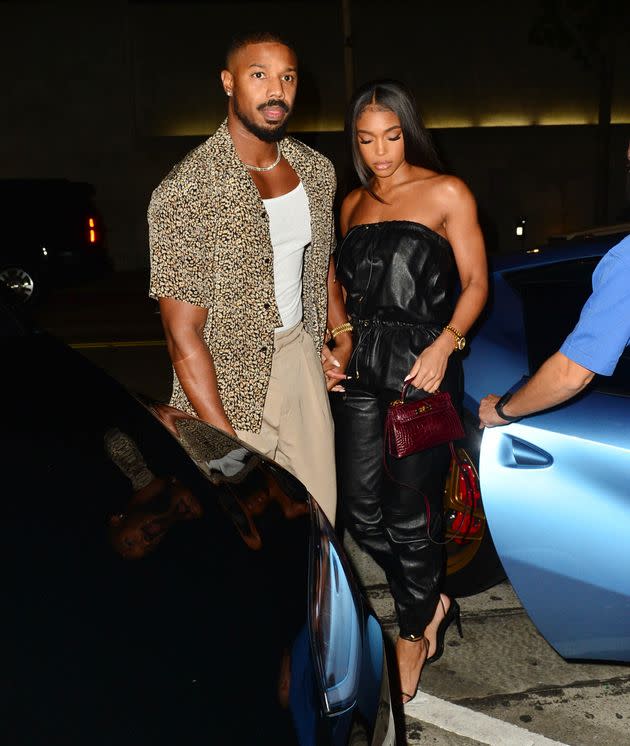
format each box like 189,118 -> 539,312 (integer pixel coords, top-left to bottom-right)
340,187 -> 366,235
341,186 -> 364,212
428,174 -> 474,204
404,172 -> 476,218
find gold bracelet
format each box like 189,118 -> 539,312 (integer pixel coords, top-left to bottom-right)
330,322 -> 353,339
443,324 -> 466,351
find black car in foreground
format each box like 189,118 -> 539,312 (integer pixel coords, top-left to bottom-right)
1,295 -> 394,745
0,179 -> 109,304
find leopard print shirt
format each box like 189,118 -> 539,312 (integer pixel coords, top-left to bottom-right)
148,120 -> 336,432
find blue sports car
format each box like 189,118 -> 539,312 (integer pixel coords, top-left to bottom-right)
462,224 -> 630,663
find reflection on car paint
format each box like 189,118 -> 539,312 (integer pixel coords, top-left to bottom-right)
150,404 -> 310,551
105,429 -> 203,559
0,308 -> 396,745
151,402 -> 395,742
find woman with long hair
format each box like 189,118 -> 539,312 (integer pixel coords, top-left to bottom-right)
328,80 -> 488,703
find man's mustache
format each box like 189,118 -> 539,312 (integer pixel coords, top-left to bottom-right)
257,99 -> 290,113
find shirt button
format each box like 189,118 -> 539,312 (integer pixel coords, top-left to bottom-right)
264,258 -> 270,264
263,302 -> 270,310
260,346 -> 267,353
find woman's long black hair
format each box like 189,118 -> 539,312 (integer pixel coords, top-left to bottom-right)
347,79 -> 443,192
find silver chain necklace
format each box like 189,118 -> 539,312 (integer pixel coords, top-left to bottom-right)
241,142 -> 282,172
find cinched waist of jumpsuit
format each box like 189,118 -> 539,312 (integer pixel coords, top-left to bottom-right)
346,318 -> 443,379
353,317 -> 441,330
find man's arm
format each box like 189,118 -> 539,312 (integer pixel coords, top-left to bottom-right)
322,256 -> 352,392
478,352 -> 594,428
159,297 -> 236,436
479,238 -> 630,428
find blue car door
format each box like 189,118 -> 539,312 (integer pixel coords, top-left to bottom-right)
479,387 -> 630,662
476,246 -> 630,662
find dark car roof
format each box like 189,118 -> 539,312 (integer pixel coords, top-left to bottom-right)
490,227 -> 629,275
2,321 -> 313,744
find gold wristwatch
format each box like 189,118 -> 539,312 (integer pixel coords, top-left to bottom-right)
443,325 -> 466,351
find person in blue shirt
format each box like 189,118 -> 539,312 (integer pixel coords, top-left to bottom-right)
479,234 -> 630,427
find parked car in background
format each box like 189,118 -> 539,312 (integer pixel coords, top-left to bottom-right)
0,179 -> 109,304
1,293 -> 395,745
460,224 -> 630,662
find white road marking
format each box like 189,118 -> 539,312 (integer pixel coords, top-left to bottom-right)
405,692 -> 569,745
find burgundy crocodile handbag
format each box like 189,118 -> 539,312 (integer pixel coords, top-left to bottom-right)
385,383 -> 465,459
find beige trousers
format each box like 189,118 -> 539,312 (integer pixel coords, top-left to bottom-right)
236,322 -> 337,525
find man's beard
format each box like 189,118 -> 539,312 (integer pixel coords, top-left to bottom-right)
233,94 -> 291,143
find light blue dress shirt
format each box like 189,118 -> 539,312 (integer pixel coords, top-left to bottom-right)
560,235 -> 630,375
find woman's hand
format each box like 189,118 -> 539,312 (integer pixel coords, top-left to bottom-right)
321,338 -> 352,392
405,335 -> 452,393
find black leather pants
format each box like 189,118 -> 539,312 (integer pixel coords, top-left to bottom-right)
332,365 -> 461,637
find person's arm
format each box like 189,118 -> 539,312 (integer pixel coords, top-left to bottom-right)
159,297 -> 236,436
322,256 -> 352,391
321,192 -> 360,392
148,182 -> 232,431
406,177 -> 488,392
478,352 -> 594,427
479,239 -> 630,427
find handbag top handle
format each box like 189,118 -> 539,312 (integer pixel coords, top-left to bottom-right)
395,382 -> 440,404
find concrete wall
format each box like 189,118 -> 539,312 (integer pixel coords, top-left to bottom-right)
351,0 -> 630,129
1,1 -> 628,269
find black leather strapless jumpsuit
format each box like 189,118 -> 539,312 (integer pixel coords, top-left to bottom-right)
332,220 -> 463,637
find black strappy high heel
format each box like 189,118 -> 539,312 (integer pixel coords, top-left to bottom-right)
425,598 -> 463,665
399,636 -> 430,704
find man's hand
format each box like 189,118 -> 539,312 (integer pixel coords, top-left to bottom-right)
478,354 -> 595,428
321,342 -> 351,392
151,402 -> 198,436
478,394 -> 509,428
159,297 -> 237,435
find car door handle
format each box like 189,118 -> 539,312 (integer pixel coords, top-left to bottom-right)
499,435 -> 553,468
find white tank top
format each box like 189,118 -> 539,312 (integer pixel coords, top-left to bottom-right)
262,182 -> 311,331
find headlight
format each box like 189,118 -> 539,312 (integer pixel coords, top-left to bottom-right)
308,503 -> 362,715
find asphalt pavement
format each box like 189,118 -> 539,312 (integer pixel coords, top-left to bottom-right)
32,270 -> 173,402
348,534 -> 630,745
32,271 -> 630,745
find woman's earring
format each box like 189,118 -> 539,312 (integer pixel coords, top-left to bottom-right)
226,90 -> 232,97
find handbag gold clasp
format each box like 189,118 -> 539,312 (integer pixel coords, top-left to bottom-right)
416,404 -> 431,414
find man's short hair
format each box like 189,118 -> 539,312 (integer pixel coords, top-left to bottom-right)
225,31 -> 296,69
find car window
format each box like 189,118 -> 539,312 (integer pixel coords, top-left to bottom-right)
504,257 -> 629,394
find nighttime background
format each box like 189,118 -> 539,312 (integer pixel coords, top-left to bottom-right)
3,7 -> 629,745
1,0 -> 629,269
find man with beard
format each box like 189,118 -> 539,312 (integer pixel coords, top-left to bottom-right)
148,32 -> 350,524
